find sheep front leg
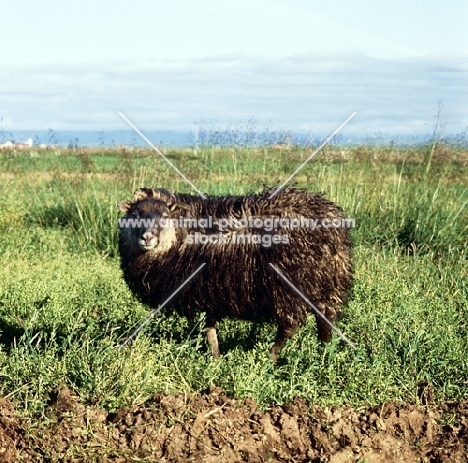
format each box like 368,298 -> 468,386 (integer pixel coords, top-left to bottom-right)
206,320 -> 220,357
270,325 -> 297,361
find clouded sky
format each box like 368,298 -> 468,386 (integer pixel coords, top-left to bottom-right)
1,0 -> 467,138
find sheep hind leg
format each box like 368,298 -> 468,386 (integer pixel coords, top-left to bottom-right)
270,325 -> 297,361
316,308 -> 338,343
206,321 -> 220,357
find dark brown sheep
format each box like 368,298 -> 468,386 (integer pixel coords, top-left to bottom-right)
118,187 -> 352,359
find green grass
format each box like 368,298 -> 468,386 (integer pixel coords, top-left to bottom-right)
0,144 -> 467,416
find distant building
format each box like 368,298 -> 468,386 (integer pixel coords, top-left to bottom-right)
0,140 -> 15,149
0,138 -> 33,149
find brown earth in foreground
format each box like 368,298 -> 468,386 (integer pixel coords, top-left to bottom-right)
0,386 -> 466,463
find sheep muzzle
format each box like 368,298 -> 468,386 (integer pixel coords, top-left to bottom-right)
138,230 -> 159,251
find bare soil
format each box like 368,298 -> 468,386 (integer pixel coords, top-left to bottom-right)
1,386 -> 466,462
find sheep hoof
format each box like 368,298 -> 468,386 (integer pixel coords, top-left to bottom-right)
269,347 -> 279,362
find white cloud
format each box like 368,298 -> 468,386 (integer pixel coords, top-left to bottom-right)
1,1 -> 467,66
0,53 -> 466,138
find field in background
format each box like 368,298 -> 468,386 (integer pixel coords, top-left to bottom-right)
0,142 -> 467,417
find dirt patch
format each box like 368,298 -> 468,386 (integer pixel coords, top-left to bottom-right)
1,386 -> 467,462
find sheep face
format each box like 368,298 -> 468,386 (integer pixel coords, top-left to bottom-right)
118,198 -> 177,253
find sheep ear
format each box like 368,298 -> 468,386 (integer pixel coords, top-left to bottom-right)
118,201 -> 132,213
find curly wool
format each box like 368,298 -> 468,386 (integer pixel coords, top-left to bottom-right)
118,187 -> 352,358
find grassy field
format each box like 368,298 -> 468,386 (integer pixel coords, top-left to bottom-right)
0,143 -> 467,417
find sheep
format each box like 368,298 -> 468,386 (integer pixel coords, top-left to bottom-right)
118,187 -> 352,359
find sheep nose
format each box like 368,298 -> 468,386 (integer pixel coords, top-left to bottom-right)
142,232 -> 154,243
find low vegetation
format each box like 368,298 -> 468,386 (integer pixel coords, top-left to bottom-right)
0,142 -> 467,418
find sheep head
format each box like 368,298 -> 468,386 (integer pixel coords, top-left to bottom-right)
118,188 -> 189,253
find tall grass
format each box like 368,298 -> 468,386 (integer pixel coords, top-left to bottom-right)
0,144 -> 466,416
9,144 -> 466,255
